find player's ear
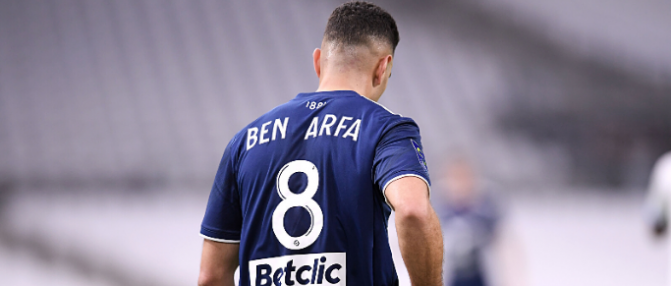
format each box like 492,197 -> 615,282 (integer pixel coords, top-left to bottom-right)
313,48 -> 322,78
373,55 -> 392,87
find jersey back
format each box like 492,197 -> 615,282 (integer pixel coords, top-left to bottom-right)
201,90 -> 430,286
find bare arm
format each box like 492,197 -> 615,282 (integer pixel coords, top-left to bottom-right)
198,239 -> 239,286
386,176 -> 443,286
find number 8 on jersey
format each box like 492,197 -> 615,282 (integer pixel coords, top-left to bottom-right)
272,160 -> 324,250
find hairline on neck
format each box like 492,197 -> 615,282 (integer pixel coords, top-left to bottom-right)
321,37 -> 394,59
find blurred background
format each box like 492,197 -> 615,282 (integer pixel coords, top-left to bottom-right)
0,0 -> 669,285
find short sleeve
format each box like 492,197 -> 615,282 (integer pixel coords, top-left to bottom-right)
200,137 -> 243,243
373,120 -> 431,204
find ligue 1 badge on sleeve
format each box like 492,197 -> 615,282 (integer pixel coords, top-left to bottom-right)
410,139 -> 428,172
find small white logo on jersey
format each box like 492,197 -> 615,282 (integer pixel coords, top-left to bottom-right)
249,252 -> 346,286
305,101 -> 326,110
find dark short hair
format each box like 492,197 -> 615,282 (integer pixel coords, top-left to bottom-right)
324,1 -> 400,53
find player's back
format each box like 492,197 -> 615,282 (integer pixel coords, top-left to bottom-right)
202,90 -> 429,286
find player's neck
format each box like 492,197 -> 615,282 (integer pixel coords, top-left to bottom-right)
316,73 -> 378,102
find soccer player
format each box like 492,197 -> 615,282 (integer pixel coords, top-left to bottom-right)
198,2 -> 443,286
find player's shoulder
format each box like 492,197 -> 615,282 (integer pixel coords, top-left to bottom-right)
236,98 -> 297,132
225,99 -> 298,150
345,92 -> 419,127
224,127 -> 247,156
350,93 -> 398,116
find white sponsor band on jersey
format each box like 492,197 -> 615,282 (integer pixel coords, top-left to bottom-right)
249,252 -> 346,286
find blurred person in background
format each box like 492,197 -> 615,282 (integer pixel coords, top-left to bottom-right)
644,151 -> 671,285
435,157 -> 525,286
645,152 -> 671,238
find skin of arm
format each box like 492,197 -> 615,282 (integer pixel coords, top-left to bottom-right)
386,176 -> 444,286
198,239 -> 240,286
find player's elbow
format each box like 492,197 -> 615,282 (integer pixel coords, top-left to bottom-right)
394,197 -> 433,224
198,270 -> 222,286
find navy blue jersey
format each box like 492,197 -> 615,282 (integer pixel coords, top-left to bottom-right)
201,90 -> 430,286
